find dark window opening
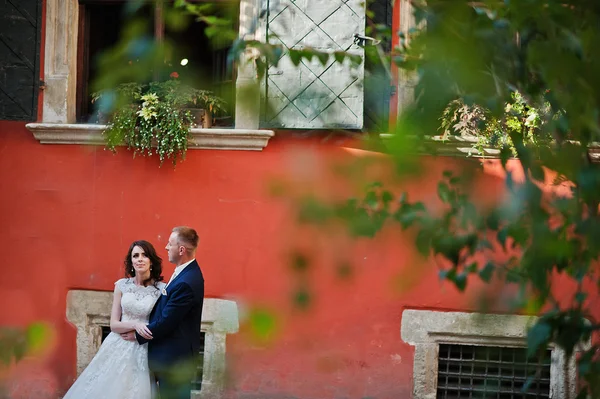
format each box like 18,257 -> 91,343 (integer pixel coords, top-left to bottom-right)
437,344 -> 552,399
363,0 -> 393,133
0,0 -> 42,121
101,326 -> 111,343
77,1 -> 238,126
164,6 -> 237,127
192,332 -> 206,390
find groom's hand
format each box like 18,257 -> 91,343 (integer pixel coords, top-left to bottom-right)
120,331 -> 136,341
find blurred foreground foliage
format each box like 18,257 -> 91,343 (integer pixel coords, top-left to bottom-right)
89,0 -> 600,397
338,1 -> 600,397
0,323 -> 50,365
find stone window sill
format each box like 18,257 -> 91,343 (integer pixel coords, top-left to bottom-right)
26,123 -> 274,151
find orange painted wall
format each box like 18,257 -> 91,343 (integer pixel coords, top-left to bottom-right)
1,121 -> 598,399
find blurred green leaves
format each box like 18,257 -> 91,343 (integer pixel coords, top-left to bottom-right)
247,308 -> 278,344
0,323 -> 51,366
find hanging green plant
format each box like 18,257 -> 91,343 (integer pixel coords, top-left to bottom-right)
93,78 -> 227,166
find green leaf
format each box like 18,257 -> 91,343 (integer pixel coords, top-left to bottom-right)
364,191 -> 378,208
505,267 -> 521,283
507,225 -> 529,248
381,191 -> 394,206
479,262 -> 495,282
575,291 -> 587,305
336,262 -> 353,280
290,252 -> 309,272
349,54 -> 362,65
293,286 -> 312,309
26,322 -> 49,353
486,212 -> 500,230
466,262 -> 478,273
415,229 -> 432,255
316,52 -> 329,66
527,321 -> 551,357
439,268 -> 456,282
530,162 -> 545,181
497,228 -> 508,248
248,308 -> 278,342
454,273 -> 467,291
298,197 -> 330,224
333,51 -> 346,63
289,50 -> 302,66
12,340 -> 27,362
437,182 -> 452,203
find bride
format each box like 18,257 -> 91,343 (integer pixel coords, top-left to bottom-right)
63,240 -> 166,399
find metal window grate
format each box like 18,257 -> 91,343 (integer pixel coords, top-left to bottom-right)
192,332 -> 206,391
437,344 -> 551,399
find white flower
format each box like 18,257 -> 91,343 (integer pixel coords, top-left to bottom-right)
137,107 -> 157,121
141,93 -> 159,104
525,112 -> 538,127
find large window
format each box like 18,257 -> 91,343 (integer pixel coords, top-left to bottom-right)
76,0 -> 238,126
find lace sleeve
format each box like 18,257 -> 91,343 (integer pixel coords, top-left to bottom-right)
114,278 -> 130,293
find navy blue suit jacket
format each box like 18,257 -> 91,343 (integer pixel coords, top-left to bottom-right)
137,260 -> 204,371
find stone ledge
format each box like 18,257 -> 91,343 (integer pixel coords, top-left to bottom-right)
381,133 -> 600,162
401,309 -> 536,345
26,123 -> 275,151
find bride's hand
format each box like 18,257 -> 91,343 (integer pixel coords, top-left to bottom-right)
135,323 -> 153,340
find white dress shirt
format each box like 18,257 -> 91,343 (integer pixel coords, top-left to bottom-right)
165,259 -> 195,288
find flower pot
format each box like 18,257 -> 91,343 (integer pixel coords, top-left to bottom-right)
183,107 -> 212,128
183,107 -> 204,128
202,110 -> 213,129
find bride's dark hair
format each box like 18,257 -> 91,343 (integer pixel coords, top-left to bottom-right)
124,240 -> 164,287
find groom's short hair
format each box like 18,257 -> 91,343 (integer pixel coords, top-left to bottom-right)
172,226 -> 199,250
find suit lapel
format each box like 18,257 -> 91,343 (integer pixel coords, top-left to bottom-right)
167,260 -> 197,291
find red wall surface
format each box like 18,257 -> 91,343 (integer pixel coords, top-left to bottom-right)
0,121 -> 597,399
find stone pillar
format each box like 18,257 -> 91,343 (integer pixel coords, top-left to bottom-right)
43,0 -> 79,123
396,0 -> 417,117
234,0 -> 262,130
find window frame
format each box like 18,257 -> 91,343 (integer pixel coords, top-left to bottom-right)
66,289 -> 239,398
75,0 -> 240,123
400,309 -> 583,399
32,0 -> 271,148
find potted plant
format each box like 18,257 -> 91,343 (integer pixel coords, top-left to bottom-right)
92,77 -> 227,165
159,73 -> 228,128
439,91 -> 556,156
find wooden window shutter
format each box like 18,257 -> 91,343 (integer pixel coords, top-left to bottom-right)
0,0 -> 42,121
261,0 -> 366,129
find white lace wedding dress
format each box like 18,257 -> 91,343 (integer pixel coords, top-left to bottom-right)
63,278 -> 166,399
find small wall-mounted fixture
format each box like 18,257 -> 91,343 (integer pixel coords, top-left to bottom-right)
353,33 -> 381,47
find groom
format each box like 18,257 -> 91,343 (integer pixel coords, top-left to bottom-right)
124,226 -> 205,399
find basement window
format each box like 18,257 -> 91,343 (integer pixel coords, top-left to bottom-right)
400,310 -> 582,399
437,344 -> 551,398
